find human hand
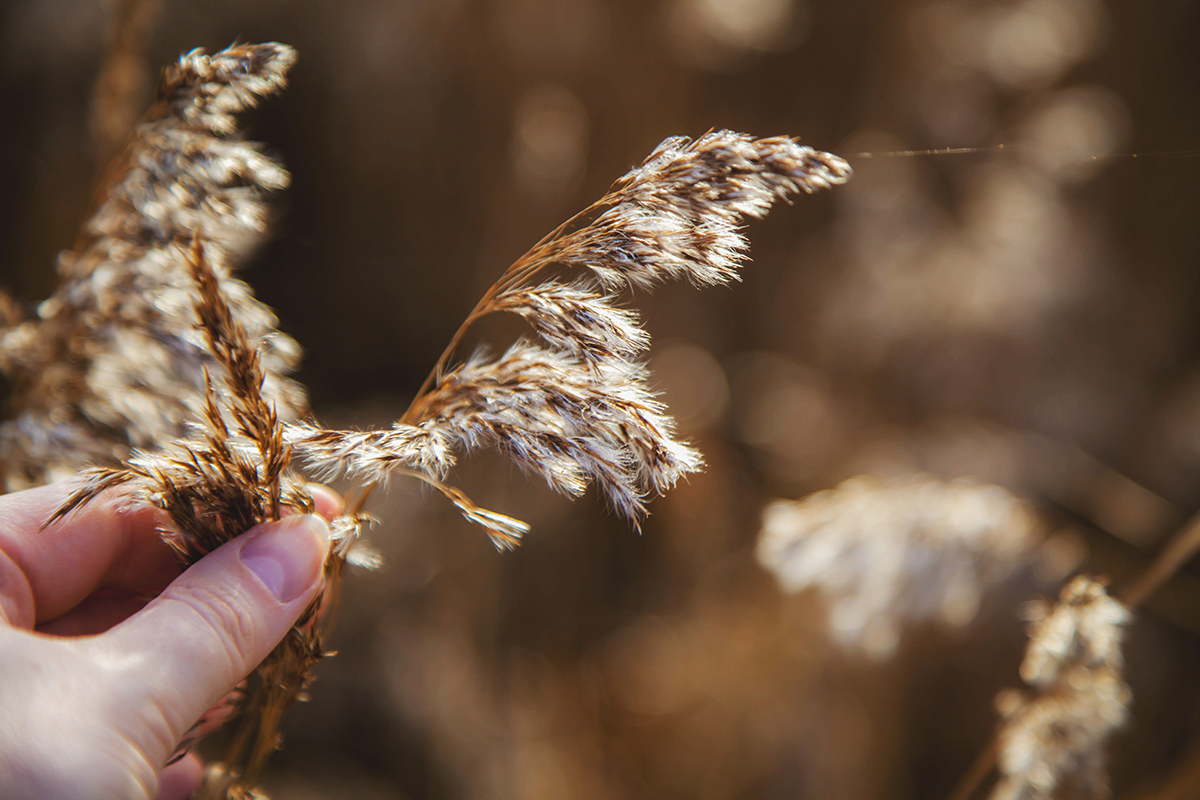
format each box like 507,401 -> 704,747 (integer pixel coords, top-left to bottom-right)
0,481 -> 338,800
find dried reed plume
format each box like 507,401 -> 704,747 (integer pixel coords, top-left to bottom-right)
23,40 -> 852,798
757,474 -> 1044,659
989,576 -> 1131,800
52,238 -> 336,798
15,41 -> 328,799
294,129 -> 852,546
0,41 -> 305,492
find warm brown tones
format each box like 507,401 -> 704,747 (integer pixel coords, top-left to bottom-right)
19,41 -> 852,798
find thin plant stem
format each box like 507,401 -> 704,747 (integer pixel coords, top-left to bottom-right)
947,737 -> 1000,800
1120,507 -> 1200,608
398,195 -> 612,424
1119,738 -> 1200,800
948,506 -> 1200,800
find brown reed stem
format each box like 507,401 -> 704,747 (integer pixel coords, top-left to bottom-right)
1121,738 -> 1200,800
89,0 -> 160,178
1120,507 -> 1200,608
947,737 -> 1000,800
398,197 -> 610,425
245,701 -> 283,785
401,306 -> 490,424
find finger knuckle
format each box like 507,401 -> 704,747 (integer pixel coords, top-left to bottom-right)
169,584 -> 260,679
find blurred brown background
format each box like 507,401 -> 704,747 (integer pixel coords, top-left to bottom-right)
4,0 -> 1200,798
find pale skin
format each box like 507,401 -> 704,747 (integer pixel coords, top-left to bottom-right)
0,481 -> 339,800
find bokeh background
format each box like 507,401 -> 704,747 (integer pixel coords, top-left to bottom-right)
3,0 -> 1200,798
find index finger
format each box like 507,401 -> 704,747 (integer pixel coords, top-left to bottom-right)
0,481 -> 346,630
0,482 -> 177,629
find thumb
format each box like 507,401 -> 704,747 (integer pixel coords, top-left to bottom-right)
96,514 -> 331,753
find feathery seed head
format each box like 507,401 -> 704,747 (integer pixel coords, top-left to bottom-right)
287,421 -> 456,485
511,131 -> 851,293
0,42 -> 304,492
369,129 -> 848,541
420,341 -> 703,520
1020,575 -> 1130,689
492,281 -> 650,365
758,474 -> 1044,659
13,42 -> 855,792
155,43 -> 297,135
990,576 -> 1131,800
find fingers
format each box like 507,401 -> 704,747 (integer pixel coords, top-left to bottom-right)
306,483 -> 344,519
95,514 -> 332,756
154,754 -> 202,800
0,481 -> 344,632
0,483 -> 177,629
36,590 -> 159,637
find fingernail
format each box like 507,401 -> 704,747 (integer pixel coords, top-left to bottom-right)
239,515 -> 331,602
305,482 -> 345,518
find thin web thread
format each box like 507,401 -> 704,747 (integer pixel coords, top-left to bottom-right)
853,144 -> 1200,159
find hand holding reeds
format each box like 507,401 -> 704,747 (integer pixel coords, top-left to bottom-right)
0,480 -> 336,800
8,41 -> 851,799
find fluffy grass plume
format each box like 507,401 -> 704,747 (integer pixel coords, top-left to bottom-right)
23,40 -> 852,798
299,128 -> 853,546
758,473 -> 1045,659
990,576 -> 1131,800
0,42 -> 305,492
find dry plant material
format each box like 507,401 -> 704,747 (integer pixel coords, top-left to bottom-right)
9,41 -> 327,799
757,473 -> 1045,659
51,237 -> 340,799
989,576 -> 1131,800
14,40 -> 852,799
89,0 -> 162,170
0,41 -> 306,492
291,128 -> 853,546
